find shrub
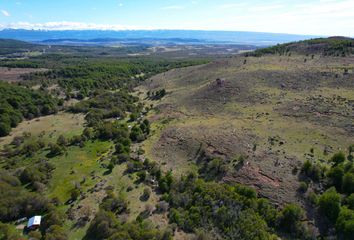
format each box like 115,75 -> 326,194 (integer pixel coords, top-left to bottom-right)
0,222 -> 21,240
85,209 -> 164,240
41,210 -> 65,231
336,207 -> 354,239
19,160 -> 55,186
318,187 -> 341,222
129,113 -> 138,121
301,160 -> 323,181
107,162 -> 115,172
141,188 -> 151,201
327,165 -> 345,189
158,171 -> 173,193
156,201 -> 169,213
137,171 -> 147,182
70,188 -> 81,201
83,127 -> 94,139
56,135 -> 68,146
21,141 -> 42,157
0,123 -> 11,137
349,145 -> 354,155
331,152 -> 346,166
48,143 -> 64,156
298,182 -> 308,193
277,204 -> 304,234
70,135 -> 83,146
346,194 -> 354,210
307,191 -> 318,205
100,192 -> 128,214
130,126 -> 145,142
45,225 -> 68,240
257,198 -> 278,227
342,173 -> 354,194
115,143 -> 129,155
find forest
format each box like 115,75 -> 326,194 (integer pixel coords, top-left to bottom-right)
0,82 -> 59,136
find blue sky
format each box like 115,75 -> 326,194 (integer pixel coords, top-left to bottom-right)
0,0 -> 353,36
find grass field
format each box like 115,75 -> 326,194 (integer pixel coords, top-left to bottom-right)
0,112 -> 85,149
0,108 -> 168,239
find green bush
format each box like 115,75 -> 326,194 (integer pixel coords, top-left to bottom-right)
331,152 -> 346,166
342,173 -> 354,194
0,222 -> 21,240
301,160 -> 323,181
307,191 -> 318,205
318,187 -> 341,222
336,207 -> 354,239
327,165 -> 345,189
70,188 -> 81,201
277,204 -> 304,234
299,182 -> 308,193
85,210 -> 165,240
346,194 -> 354,210
48,143 -> 65,156
45,225 -> 68,240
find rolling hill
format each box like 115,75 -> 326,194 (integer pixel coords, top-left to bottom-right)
0,29 -> 319,46
253,37 -> 354,56
0,39 -> 44,55
0,37 -> 353,239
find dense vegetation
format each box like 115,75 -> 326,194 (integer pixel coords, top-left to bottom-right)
252,37 -> 354,57
0,170 -> 50,222
0,39 -> 42,55
300,147 -> 354,239
168,175 -> 275,239
0,56 -> 207,97
69,90 -> 141,125
0,82 -> 59,136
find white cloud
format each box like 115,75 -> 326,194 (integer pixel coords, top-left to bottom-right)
118,3 -> 123,7
208,0 -> 354,36
1,10 -> 10,17
0,1 -> 353,36
0,21 -> 152,30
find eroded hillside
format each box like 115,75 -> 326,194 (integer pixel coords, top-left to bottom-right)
140,54 -> 354,205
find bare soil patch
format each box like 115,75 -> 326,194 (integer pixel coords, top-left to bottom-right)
0,67 -> 48,82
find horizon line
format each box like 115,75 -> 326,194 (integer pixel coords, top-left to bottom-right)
0,28 -> 327,37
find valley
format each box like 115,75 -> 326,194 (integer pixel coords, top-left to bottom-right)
0,37 -> 353,240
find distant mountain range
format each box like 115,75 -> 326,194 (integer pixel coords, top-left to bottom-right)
0,29 -> 320,46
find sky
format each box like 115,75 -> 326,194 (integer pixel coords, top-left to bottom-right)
0,0 -> 353,36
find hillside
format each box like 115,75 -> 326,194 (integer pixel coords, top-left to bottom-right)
139,48 -> 354,237
0,41 -> 353,239
253,37 -> 354,57
0,39 -> 44,55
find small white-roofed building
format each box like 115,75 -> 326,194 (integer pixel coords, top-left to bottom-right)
27,216 -> 42,230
